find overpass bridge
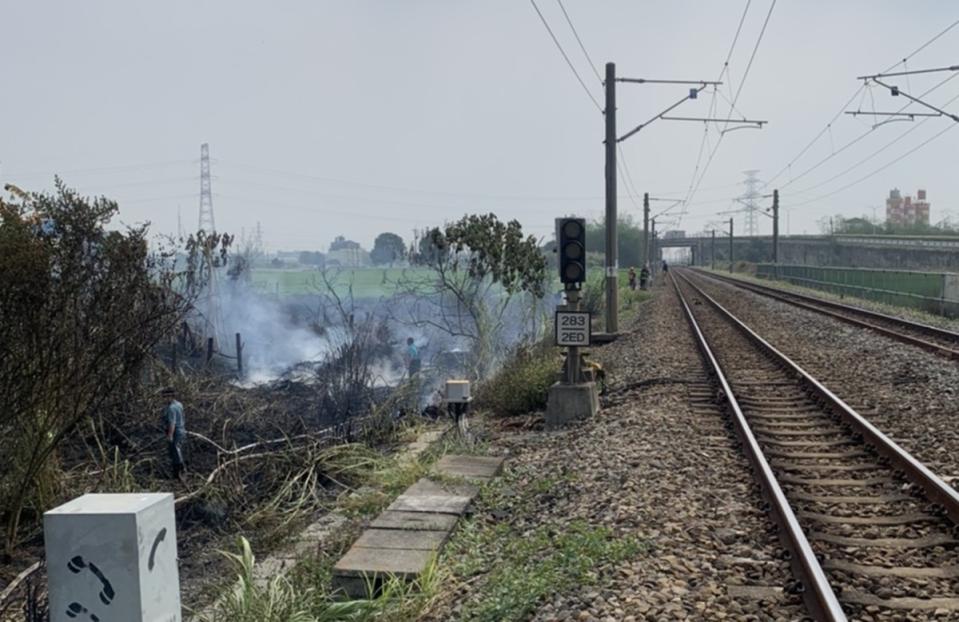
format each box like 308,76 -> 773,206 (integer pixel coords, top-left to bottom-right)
653,233 -> 959,270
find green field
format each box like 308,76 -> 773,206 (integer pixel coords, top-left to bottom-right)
250,267 -> 638,300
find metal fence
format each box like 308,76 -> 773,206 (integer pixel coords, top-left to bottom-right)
756,264 -> 959,318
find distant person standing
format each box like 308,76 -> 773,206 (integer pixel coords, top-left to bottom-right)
406,337 -> 421,377
162,387 -> 186,480
627,267 -> 637,291
662,259 -> 669,274
640,264 -> 650,290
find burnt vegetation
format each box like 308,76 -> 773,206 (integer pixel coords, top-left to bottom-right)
0,183 -> 420,616
0,185 -> 555,619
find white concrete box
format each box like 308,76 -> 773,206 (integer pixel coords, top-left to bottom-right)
44,493 -> 180,622
445,379 -> 471,403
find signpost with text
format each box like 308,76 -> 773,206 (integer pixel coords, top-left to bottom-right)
546,217 -> 598,428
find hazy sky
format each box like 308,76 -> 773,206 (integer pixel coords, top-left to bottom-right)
2,1 -> 958,250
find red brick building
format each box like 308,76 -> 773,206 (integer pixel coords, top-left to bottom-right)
886,188 -> 930,227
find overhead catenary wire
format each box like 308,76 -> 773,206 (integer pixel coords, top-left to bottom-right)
781,122 -> 957,209
790,89 -> 959,197
675,0 -> 752,221
717,72 -> 959,224
680,0 -> 778,223
763,16 -> 959,189
555,0 -> 603,84
727,0 -> 777,115
529,0 -> 602,112
722,0 -> 753,89
618,146 -> 642,197
764,85 -> 867,189
779,71 -> 959,192
674,85 -> 958,212
549,0 -> 647,218
649,85 -> 958,214
616,160 -> 644,217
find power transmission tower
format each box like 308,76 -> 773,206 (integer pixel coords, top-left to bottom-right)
195,143 -> 224,354
738,170 -> 763,237
198,143 -> 216,233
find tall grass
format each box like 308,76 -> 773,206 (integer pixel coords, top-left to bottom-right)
199,535 -> 441,622
474,342 -> 558,416
199,536 -> 381,622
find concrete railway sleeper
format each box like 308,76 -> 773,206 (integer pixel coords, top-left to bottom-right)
670,271 -> 959,620
687,268 -> 959,360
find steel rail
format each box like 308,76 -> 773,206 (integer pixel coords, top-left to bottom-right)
676,270 -> 959,526
689,268 -> 959,359
668,273 -> 847,621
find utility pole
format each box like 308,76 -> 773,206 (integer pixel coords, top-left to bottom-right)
772,189 -> 780,270
728,218 -> 734,273
599,66 -> 760,331
650,218 -> 657,272
711,230 -> 716,270
643,192 -> 650,268
604,62 -> 618,334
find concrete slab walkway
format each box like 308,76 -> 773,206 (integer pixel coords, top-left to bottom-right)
332,454 -> 504,598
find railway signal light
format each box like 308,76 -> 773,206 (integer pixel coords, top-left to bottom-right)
556,217 -> 586,285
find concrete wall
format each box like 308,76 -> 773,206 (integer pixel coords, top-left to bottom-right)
664,235 -> 959,271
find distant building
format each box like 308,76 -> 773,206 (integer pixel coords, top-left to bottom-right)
886,188 -> 930,227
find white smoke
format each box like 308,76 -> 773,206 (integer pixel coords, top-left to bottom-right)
198,275 -> 331,384
191,268 -> 557,393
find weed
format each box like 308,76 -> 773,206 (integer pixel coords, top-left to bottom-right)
431,432 -> 490,458
337,487 -> 390,518
474,343 -> 557,416
198,536 -> 384,622
452,522 -> 641,622
423,465 -> 642,622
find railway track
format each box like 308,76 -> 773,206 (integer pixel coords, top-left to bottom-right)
670,271 -> 959,620
685,268 -> 959,360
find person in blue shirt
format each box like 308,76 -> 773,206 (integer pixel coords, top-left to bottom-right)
406,337 -> 421,377
162,387 -> 186,480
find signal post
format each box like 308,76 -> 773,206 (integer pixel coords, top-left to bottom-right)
546,217 -> 599,429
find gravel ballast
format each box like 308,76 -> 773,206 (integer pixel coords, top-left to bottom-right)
421,282 -> 806,621
686,270 -> 959,484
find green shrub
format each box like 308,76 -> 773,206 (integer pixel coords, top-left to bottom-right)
618,282 -> 651,321
580,273 -> 606,316
475,344 -> 558,416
